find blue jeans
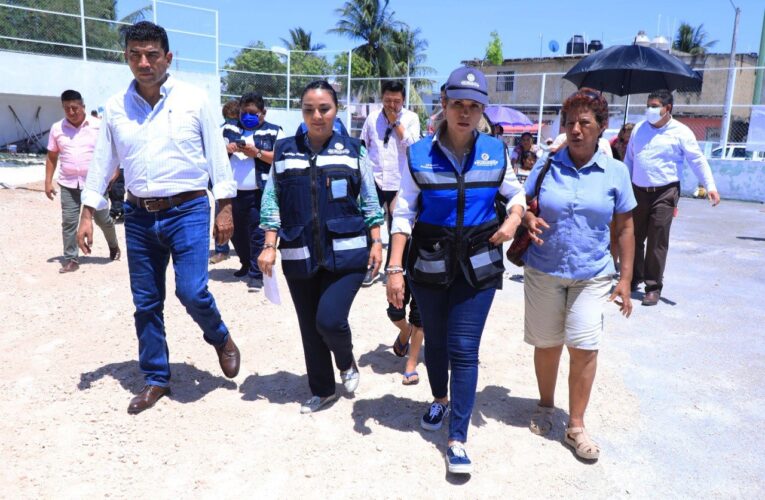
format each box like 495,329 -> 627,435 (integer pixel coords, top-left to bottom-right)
411,272 -> 496,443
230,189 -> 264,280
124,195 -> 230,386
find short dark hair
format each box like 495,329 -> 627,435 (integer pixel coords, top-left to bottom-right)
381,80 -> 405,98
300,80 -> 338,107
61,90 -> 82,102
562,87 -> 609,127
648,89 -> 673,108
239,92 -> 265,111
120,21 -> 169,53
222,99 -> 240,118
520,132 -> 533,140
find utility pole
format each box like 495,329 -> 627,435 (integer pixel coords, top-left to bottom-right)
720,3 -> 741,149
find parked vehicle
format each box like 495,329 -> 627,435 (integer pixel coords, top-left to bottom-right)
708,144 -> 765,161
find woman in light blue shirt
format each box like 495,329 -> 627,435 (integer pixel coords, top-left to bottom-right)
522,88 -> 636,461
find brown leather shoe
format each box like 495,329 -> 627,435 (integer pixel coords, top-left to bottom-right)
209,252 -> 229,264
59,260 -> 79,273
642,290 -> 661,306
127,385 -> 170,414
215,335 -> 240,378
109,246 -> 121,261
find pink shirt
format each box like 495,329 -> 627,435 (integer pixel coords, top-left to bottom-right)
47,117 -> 101,189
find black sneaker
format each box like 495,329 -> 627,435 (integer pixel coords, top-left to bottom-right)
248,277 -> 263,291
361,268 -> 380,287
420,401 -> 450,431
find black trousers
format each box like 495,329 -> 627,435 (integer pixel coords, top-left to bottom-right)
230,189 -> 264,279
632,183 -> 679,292
108,169 -> 125,216
286,269 -> 365,397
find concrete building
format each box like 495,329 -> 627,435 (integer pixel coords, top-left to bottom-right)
465,51 -> 761,143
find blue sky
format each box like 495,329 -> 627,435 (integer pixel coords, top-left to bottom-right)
123,0 -> 764,79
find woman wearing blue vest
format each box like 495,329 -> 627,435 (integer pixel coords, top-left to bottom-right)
386,67 -> 526,474
522,89 -> 635,461
258,81 -> 383,414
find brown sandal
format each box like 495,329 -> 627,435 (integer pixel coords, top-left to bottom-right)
564,427 -> 600,460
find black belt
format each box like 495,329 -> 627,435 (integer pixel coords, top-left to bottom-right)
127,190 -> 207,212
633,182 -> 679,193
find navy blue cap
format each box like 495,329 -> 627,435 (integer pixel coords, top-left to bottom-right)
444,67 -> 489,106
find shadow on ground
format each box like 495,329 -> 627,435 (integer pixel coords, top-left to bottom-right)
238,370 -> 309,404
78,360 -> 236,403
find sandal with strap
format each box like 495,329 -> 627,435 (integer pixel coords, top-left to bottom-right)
402,371 -> 419,386
392,324 -> 413,358
564,426 -> 600,460
529,404 -> 555,436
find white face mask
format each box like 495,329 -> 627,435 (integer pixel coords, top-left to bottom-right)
645,106 -> 665,125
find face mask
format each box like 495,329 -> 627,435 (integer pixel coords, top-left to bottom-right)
645,106 -> 665,125
240,113 -> 260,129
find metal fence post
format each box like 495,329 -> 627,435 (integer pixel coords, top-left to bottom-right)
405,56 -> 411,109
79,0 -> 86,61
286,51 -> 291,110
346,49 -> 352,131
536,73 -> 546,144
152,0 -> 158,23
214,10 -> 219,79
720,5 -> 741,149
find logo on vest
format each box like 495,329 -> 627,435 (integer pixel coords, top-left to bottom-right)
474,152 -> 498,167
328,142 -> 350,155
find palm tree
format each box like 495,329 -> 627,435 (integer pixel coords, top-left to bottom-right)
328,0 -> 405,78
673,22 -> 717,55
280,27 -> 326,52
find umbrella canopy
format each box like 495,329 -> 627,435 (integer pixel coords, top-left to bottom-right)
562,44 -> 701,96
484,105 -> 533,127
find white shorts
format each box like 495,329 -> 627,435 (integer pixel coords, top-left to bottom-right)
523,266 -> 612,350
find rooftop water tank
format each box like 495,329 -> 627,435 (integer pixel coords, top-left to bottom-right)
634,30 -> 650,46
587,40 -> 603,53
566,35 -> 585,55
651,35 -> 670,52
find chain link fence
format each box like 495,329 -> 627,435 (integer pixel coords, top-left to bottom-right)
2,1 -> 764,161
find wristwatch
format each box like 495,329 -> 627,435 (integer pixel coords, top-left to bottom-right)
256,149 -> 263,159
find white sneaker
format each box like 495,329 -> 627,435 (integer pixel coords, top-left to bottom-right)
300,394 -> 337,414
340,361 -> 360,393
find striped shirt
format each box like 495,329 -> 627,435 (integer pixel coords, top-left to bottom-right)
81,75 -> 236,210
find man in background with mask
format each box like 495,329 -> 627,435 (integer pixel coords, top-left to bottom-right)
227,92 -> 283,290
624,89 -> 720,306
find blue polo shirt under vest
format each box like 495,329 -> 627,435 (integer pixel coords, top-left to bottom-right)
523,147 -> 636,280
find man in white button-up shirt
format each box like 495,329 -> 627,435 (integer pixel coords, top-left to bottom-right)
625,89 -> 720,306
76,21 -> 240,414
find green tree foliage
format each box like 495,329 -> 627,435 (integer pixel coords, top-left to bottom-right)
0,1 -> 149,62
485,31 -> 503,66
280,27 -> 326,52
329,0 -> 434,119
221,41 -> 286,104
673,22 -> 717,55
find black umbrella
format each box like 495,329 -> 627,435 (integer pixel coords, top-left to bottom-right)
563,44 -> 701,96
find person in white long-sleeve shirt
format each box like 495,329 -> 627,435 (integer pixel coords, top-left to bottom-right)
624,89 -> 720,306
76,21 -> 241,414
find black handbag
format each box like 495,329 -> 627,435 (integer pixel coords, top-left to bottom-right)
506,158 -> 552,267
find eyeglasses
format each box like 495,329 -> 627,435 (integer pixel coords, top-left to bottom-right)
580,90 -> 602,100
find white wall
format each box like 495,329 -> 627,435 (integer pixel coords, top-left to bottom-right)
0,51 -> 220,149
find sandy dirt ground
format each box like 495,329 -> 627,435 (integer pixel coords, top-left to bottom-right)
0,180 -> 762,498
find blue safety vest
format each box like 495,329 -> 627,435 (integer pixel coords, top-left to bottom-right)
407,132 -> 508,289
272,132 -> 369,279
